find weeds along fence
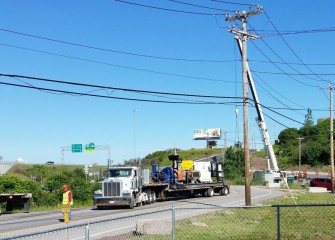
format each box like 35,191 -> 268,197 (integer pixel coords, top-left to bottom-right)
1,204 -> 335,240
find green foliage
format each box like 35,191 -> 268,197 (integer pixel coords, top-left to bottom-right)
304,108 -> 314,127
2,167 -> 101,212
276,117 -> 334,167
223,147 -> 245,179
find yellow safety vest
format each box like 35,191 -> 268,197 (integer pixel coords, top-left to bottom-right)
62,191 -> 73,205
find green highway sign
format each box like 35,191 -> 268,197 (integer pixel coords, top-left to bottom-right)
72,144 -> 82,153
85,143 -> 95,152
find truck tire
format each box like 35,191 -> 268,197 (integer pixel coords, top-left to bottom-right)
129,195 -> 135,209
146,191 -> 152,204
206,188 -> 214,197
220,187 -> 229,196
151,192 -> 156,203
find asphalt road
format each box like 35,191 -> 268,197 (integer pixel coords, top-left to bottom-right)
0,185 -> 287,239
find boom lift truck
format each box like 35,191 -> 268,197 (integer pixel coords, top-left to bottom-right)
235,37 -> 282,183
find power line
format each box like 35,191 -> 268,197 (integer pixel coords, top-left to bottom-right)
2,28 -> 334,67
0,81 -> 242,105
249,41 -> 320,88
249,59 -> 335,66
252,70 -> 335,76
263,10 -> 327,83
0,73 -> 242,100
114,0 -> 225,16
208,0 -> 252,6
0,43 -> 236,83
169,0 -> 228,12
0,28 -> 231,63
253,27 -> 335,37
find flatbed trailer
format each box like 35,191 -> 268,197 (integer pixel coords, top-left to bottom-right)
142,181 -> 229,200
94,154 -> 230,209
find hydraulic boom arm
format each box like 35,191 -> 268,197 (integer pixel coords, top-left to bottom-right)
235,36 -> 279,171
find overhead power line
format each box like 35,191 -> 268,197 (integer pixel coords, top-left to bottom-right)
0,43 -> 235,83
114,0 -> 227,15
1,81 -> 240,104
1,28 -> 335,66
0,73 -> 242,100
0,28 -> 229,63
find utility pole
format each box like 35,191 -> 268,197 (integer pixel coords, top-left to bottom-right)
226,6 -> 263,206
224,131 -> 227,150
330,85 -> 334,193
296,136 -> 304,173
321,85 -> 334,193
133,109 -> 136,160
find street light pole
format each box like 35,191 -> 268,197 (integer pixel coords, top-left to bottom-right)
133,109 -> 137,162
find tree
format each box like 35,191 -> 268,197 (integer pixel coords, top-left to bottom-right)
223,147 -> 244,179
304,108 -> 314,127
276,117 -> 333,167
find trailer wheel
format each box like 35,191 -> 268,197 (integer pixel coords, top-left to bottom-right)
220,187 -> 229,196
224,187 -> 229,195
206,188 -> 214,197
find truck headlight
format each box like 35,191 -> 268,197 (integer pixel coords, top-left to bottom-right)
122,190 -> 130,196
95,190 -> 102,194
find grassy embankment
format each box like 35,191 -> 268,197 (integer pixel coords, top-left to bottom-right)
134,192 -> 335,240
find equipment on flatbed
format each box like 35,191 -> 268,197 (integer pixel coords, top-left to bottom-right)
94,153 -> 230,209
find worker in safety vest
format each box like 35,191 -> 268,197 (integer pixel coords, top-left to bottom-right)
62,184 -> 73,220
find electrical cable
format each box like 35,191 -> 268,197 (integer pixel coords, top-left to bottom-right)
0,73 -> 242,100
114,0 -> 224,16
0,81 -> 243,105
0,28 -> 231,63
0,43 -> 235,83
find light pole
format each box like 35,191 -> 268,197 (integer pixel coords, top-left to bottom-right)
133,109 -> 137,162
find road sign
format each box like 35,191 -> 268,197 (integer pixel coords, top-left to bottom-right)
85,143 -> 95,152
72,144 -> 82,153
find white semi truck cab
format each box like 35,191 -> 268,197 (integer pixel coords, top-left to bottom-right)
94,166 -> 154,209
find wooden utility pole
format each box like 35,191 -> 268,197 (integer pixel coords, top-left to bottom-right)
330,85 -> 334,193
296,136 -> 304,173
226,6 -> 263,206
321,85 -> 334,193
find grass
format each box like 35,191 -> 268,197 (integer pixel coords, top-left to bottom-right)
131,192 -> 335,240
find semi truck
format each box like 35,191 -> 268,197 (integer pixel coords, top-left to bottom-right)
93,154 -> 230,209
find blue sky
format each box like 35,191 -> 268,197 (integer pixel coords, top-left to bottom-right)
0,1 -> 334,165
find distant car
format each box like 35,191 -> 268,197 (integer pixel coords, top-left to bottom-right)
309,177 -> 334,190
45,161 -> 54,165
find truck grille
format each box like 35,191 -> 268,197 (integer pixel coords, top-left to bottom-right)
103,181 -> 121,197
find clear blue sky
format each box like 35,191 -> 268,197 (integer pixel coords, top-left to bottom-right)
0,1 -> 334,165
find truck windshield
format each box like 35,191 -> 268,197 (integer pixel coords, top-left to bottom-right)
109,169 -> 132,177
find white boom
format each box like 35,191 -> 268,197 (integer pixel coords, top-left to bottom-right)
235,36 -> 279,172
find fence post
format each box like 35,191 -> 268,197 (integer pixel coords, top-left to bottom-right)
85,223 -> 90,240
276,205 -> 280,240
172,204 -> 176,240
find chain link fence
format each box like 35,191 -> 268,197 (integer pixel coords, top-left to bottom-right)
1,204 -> 335,240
